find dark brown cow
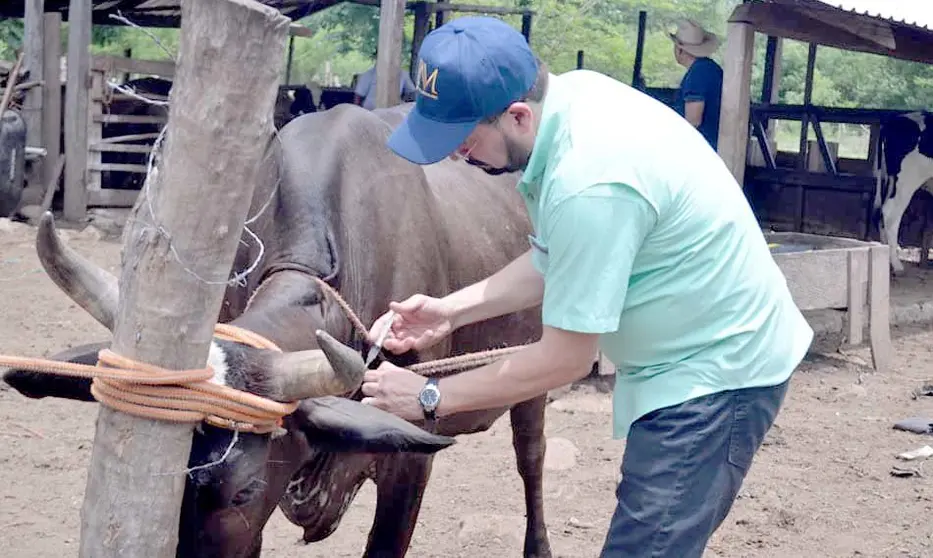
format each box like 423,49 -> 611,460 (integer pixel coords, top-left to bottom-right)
3,102 -> 551,557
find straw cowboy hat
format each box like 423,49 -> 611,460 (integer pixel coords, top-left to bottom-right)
669,19 -> 720,58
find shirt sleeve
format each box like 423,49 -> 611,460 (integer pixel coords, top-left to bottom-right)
353,70 -> 371,98
539,184 -> 658,334
681,62 -> 711,104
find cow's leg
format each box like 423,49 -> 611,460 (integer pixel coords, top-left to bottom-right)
880,194 -> 910,274
510,395 -> 553,558
363,454 -> 434,558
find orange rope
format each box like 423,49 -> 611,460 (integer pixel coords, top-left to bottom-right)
0,278 -> 528,434
0,324 -> 296,434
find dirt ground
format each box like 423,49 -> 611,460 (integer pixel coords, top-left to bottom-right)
2,218 -> 933,558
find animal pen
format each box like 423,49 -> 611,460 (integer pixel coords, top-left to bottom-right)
1,0 -> 534,223
716,0 -> 933,372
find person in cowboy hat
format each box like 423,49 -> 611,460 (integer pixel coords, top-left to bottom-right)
360,15 -> 811,558
671,19 -> 724,150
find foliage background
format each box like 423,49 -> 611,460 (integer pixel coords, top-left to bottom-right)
2,0 -> 932,155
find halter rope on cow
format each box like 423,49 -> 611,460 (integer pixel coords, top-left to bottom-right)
0,277 -> 527,433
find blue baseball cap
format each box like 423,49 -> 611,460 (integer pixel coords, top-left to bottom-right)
387,16 -> 539,165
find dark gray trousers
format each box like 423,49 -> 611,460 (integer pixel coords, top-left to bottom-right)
599,378 -> 790,558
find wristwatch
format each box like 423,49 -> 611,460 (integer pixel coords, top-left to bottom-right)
418,377 -> 441,433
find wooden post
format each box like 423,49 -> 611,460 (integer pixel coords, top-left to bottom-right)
410,1 -> 430,83
285,35 -> 295,84
63,0 -> 92,222
435,0 -> 448,28
77,1 -> 290,556
632,10 -> 646,88
22,0 -> 44,153
521,11 -> 533,42
42,12 -> 62,194
717,20 -> 754,187
375,0 -> 405,109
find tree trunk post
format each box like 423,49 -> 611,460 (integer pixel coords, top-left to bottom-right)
375,0 -> 405,109
77,1 -> 290,556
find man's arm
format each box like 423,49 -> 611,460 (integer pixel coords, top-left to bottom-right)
684,100 -> 705,127
434,184 -> 658,416
445,248 -> 544,330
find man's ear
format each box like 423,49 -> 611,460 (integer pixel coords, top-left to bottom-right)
505,102 -> 535,131
292,396 -> 456,454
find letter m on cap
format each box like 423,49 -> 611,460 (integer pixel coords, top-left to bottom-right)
417,59 -> 439,100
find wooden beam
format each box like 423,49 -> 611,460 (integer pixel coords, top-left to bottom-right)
717,20 -> 755,187
375,0 -> 405,109
425,1 -> 531,15
41,11 -> 62,195
76,0 -> 290,555
63,0 -> 92,222
92,55 -> 176,79
22,0 -> 44,151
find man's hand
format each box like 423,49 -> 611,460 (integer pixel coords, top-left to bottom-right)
360,361 -> 428,421
368,294 -> 457,354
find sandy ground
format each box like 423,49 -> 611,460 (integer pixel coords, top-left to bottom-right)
1,217 -> 933,558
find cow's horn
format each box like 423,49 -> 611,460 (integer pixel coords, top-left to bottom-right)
36,212 -> 119,331
265,331 -> 365,401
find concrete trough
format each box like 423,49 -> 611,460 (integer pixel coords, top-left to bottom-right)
766,232 -> 893,372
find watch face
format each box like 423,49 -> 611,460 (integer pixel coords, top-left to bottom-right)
419,385 -> 440,409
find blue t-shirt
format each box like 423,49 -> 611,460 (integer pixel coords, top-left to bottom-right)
674,57 -> 723,149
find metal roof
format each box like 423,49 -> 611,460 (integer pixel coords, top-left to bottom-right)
0,0 -> 343,27
814,0 -> 933,31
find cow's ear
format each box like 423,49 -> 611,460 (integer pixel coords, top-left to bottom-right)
2,341 -> 106,402
292,396 -> 455,454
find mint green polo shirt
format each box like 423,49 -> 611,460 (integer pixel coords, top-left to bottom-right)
518,70 -> 813,440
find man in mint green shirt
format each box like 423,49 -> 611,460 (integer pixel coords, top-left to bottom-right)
358,16 -> 813,557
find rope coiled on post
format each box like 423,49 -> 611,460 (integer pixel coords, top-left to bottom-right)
0,323 -> 295,434
0,278 -> 530,433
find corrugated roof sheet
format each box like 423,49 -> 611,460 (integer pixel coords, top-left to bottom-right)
0,0 -> 341,26
814,0 -> 933,31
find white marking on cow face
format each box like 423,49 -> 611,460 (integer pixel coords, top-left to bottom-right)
206,342 -> 229,386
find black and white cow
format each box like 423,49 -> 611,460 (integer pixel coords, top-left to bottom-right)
873,110 -> 933,273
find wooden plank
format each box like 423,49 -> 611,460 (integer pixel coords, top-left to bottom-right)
93,92 -> 170,103
22,0 -> 44,150
868,244 -> 893,372
41,11 -> 62,194
87,71 -> 103,192
425,1 -> 532,15
717,21 -> 755,187
88,163 -> 149,173
846,247 -> 868,345
88,188 -> 139,207
90,143 -> 153,154
76,0 -> 291,556
63,0 -> 92,222
94,114 -> 168,124
374,0 -> 406,109
91,54 -> 176,79
96,132 -> 161,144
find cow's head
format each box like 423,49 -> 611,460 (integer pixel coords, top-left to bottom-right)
3,213 -> 454,557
